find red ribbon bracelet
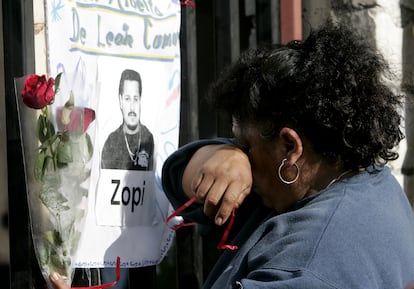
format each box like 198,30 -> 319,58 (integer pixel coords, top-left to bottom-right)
166,196 -> 238,251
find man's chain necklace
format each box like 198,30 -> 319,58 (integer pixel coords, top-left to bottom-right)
124,128 -> 142,166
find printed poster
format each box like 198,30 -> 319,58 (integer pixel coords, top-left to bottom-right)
46,0 -> 181,267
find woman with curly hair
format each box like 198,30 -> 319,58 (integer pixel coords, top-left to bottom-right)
50,21 -> 414,289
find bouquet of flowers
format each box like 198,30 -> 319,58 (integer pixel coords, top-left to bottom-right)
15,73 -> 96,287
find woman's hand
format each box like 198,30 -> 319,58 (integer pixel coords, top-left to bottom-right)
183,144 -> 252,225
49,273 -> 70,289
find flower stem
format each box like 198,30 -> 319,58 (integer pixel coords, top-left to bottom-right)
43,107 -> 58,171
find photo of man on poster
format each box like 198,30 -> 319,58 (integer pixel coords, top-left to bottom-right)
101,69 -> 154,171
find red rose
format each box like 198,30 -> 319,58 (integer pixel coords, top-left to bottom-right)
57,107 -> 96,133
66,107 -> 95,133
21,74 -> 56,109
83,108 -> 96,132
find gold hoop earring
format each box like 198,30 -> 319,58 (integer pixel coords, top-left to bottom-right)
278,158 -> 300,185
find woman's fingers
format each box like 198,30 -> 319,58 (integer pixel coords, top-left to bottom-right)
183,144 -> 253,225
49,272 -> 70,289
199,161 -> 252,223
203,179 -> 228,218
214,182 -> 251,225
193,173 -> 215,201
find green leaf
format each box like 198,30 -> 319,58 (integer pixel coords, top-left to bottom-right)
37,114 -> 56,143
85,133 -> 94,161
39,142 -> 49,150
48,119 -> 56,137
37,114 -> 48,143
39,134 -> 59,151
76,133 -> 94,162
43,230 -> 63,246
34,151 -> 46,180
40,188 -> 69,212
57,140 -> 73,164
42,156 -> 55,176
50,252 -> 70,276
60,92 -> 74,126
54,72 -> 63,94
38,243 -> 50,268
69,231 -> 82,255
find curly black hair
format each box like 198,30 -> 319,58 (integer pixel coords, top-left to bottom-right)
208,20 -> 404,169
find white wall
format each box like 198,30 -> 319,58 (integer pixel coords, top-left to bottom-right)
34,0 -> 47,74
373,0 -> 405,184
303,0 -> 407,190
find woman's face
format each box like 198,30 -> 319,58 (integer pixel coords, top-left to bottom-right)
232,123 -> 283,208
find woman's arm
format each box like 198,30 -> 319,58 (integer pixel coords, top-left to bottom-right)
162,138 -> 252,225
182,143 -> 252,226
